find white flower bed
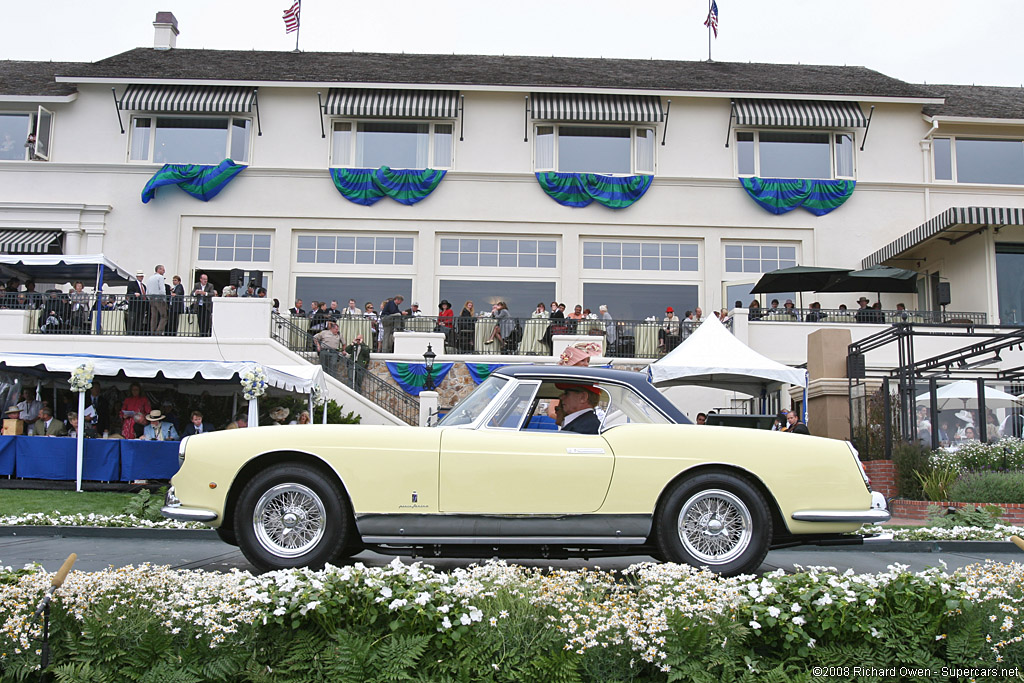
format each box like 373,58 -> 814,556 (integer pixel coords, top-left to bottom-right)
0,512 -> 203,529
858,523 -> 1024,542
2,558 -> 1023,668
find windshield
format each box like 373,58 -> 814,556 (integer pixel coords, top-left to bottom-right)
437,375 -> 508,427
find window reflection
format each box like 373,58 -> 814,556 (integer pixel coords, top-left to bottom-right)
956,139 -> 1024,185
996,243 -> 1024,325
759,132 -> 831,179
0,114 -> 30,161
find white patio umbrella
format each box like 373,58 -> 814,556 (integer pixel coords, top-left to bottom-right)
916,380 -> 1021,411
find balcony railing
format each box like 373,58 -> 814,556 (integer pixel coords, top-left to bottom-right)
17,292 -> 210,337
748,307 -> 987,325
271,313 -> 419,426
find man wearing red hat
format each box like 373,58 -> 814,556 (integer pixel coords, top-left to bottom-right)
659,306 -> 680,352
555,383 -> 602,434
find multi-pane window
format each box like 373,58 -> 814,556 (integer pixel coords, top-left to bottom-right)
582,241 -> 699,272
129,116 -> 251,164
0,108 -> 53,161
331,121 -> 453,168
535,125 -> 655,175
724,244 -> 797,274
736,131 -> 855,179
198,233 -> 271,262
439,238 -> 557,268
297,235 -> 414,266
933,137 -> 1024,185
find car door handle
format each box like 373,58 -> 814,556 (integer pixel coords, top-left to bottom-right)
566,447 -> 606,454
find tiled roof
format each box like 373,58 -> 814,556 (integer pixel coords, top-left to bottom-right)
57,48 -> 935,99
923,84 -> 1024,120
0,61 -> 81,97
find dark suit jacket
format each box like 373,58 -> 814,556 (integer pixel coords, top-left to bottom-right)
181,422 -> 213,437
561,410 -> 601,434
32,418 -> 67,437
345,342 -> 371,367
127,278 -> 146,299
788,422 -> 810,435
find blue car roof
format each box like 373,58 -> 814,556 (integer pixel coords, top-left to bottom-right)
492,364 -> 690,424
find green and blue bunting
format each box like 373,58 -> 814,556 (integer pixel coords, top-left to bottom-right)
141,159 -> 246,204
386,362 -> 454,396
465,362 -> 509,385
740,177 -> 856,216
535,172 -> 653,209
331,167 -> 446,206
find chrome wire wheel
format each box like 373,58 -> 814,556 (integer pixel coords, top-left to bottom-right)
252,483 -> 326,558
676,488 -> 753,565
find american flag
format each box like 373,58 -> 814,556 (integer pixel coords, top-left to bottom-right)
282,1 -> 301,34
704,0 -> 719,37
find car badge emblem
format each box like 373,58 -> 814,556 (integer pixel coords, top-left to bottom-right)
411,491 -> 418,503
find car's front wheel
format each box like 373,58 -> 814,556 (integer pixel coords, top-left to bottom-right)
655,471 -> 771,576
235,464 -> 352,571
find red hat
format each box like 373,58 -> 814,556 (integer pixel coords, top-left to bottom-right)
555,382 -> 601,396
666,306 -> 674,313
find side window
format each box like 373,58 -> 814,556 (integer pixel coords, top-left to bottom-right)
485,381 -> 540,430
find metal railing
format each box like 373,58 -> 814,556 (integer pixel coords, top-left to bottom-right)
748,307 -> 987,325
271,313 -> 418,426
356,314 -> 732,359
19,292 -> 210,337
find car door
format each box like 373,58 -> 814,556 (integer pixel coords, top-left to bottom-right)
438,380 -> 614,514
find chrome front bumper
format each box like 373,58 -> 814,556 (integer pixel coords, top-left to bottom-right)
160,486 -> 218,523
791,491 -> 891,524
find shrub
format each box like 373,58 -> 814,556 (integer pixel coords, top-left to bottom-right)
892,440 -> 932,499
121,487 -> 167,521
949,470 -> 1024,505
925,504 -> 1004,529
930,437 -> 1024,473
915,467 -> 958,502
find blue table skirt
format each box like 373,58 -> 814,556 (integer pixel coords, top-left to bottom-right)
0,436 -> 14,476
119,440 -> 179,481
1,435 -> 177,481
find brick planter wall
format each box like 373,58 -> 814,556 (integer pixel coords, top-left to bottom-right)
889,498 -> 1024,525
861,460 -> 897,500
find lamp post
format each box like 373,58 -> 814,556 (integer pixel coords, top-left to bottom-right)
423,344 -> 436,391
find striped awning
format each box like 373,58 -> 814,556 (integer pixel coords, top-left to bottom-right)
0,230 -> 62,254
863,206 -> 1024,268
323,89 -> 459,118
119,85 -> 256,113
531,93 -> 663,123
733,99 -> 867,128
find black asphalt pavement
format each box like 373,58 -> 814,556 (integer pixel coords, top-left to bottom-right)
1,527 -> 1021,575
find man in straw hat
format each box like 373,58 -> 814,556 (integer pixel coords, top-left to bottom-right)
554,382 -> 602,435
141,410 -> 178,441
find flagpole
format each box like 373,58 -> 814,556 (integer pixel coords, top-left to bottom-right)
294,0 -> 301,52
707,0 -> 712,61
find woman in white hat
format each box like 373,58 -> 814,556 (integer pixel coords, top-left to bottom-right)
268,406 -> 290,426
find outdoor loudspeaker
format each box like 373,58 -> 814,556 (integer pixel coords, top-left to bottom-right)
847,352 -> 865,379
229,268 -> 244,287
937,282 -> 951,307
249,270 -> 263,288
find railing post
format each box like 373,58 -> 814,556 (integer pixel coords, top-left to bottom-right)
419,391 -> 438,427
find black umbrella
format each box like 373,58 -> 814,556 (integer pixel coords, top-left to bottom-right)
750,266 -> 853,294
815,265 -> 919,298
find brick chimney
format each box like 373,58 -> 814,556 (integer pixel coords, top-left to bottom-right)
153,12 -> 179,50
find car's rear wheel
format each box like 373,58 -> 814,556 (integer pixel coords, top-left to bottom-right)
235,464 -> 352,571
655,471 -> 771,576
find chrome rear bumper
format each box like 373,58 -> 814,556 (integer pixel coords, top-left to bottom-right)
791,491 -> 891,524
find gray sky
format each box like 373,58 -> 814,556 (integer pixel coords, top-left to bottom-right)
4,1 -> 1023,87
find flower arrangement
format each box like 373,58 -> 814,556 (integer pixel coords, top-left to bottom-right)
310,383 -> 326,407
67,363 -> 95,393
240,365 -> 268,401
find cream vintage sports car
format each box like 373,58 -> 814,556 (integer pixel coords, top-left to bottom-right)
162,365 -> 889,576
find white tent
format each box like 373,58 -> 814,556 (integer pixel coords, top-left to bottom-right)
0,352 -> 326,491
648,314 -> 807,395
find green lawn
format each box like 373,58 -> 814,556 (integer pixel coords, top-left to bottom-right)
0,489 -> 135,517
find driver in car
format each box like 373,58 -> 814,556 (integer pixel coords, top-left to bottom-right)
556,383 -> 602,434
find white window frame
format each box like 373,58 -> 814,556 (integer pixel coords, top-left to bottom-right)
127,114 -> 252,164
735,129 -> 856,180
932,134 -> 1024,185
437,235 -> 558,271
196,231 -> 273,264
581,239 -> 700,274
722,241 -> 800,277
294,232 -> 416,272
533,123 -> 657,175
0,111 -> 35,162
329,119 -> 454,169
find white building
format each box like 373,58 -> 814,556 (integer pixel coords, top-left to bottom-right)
2,13 -> 1024,424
